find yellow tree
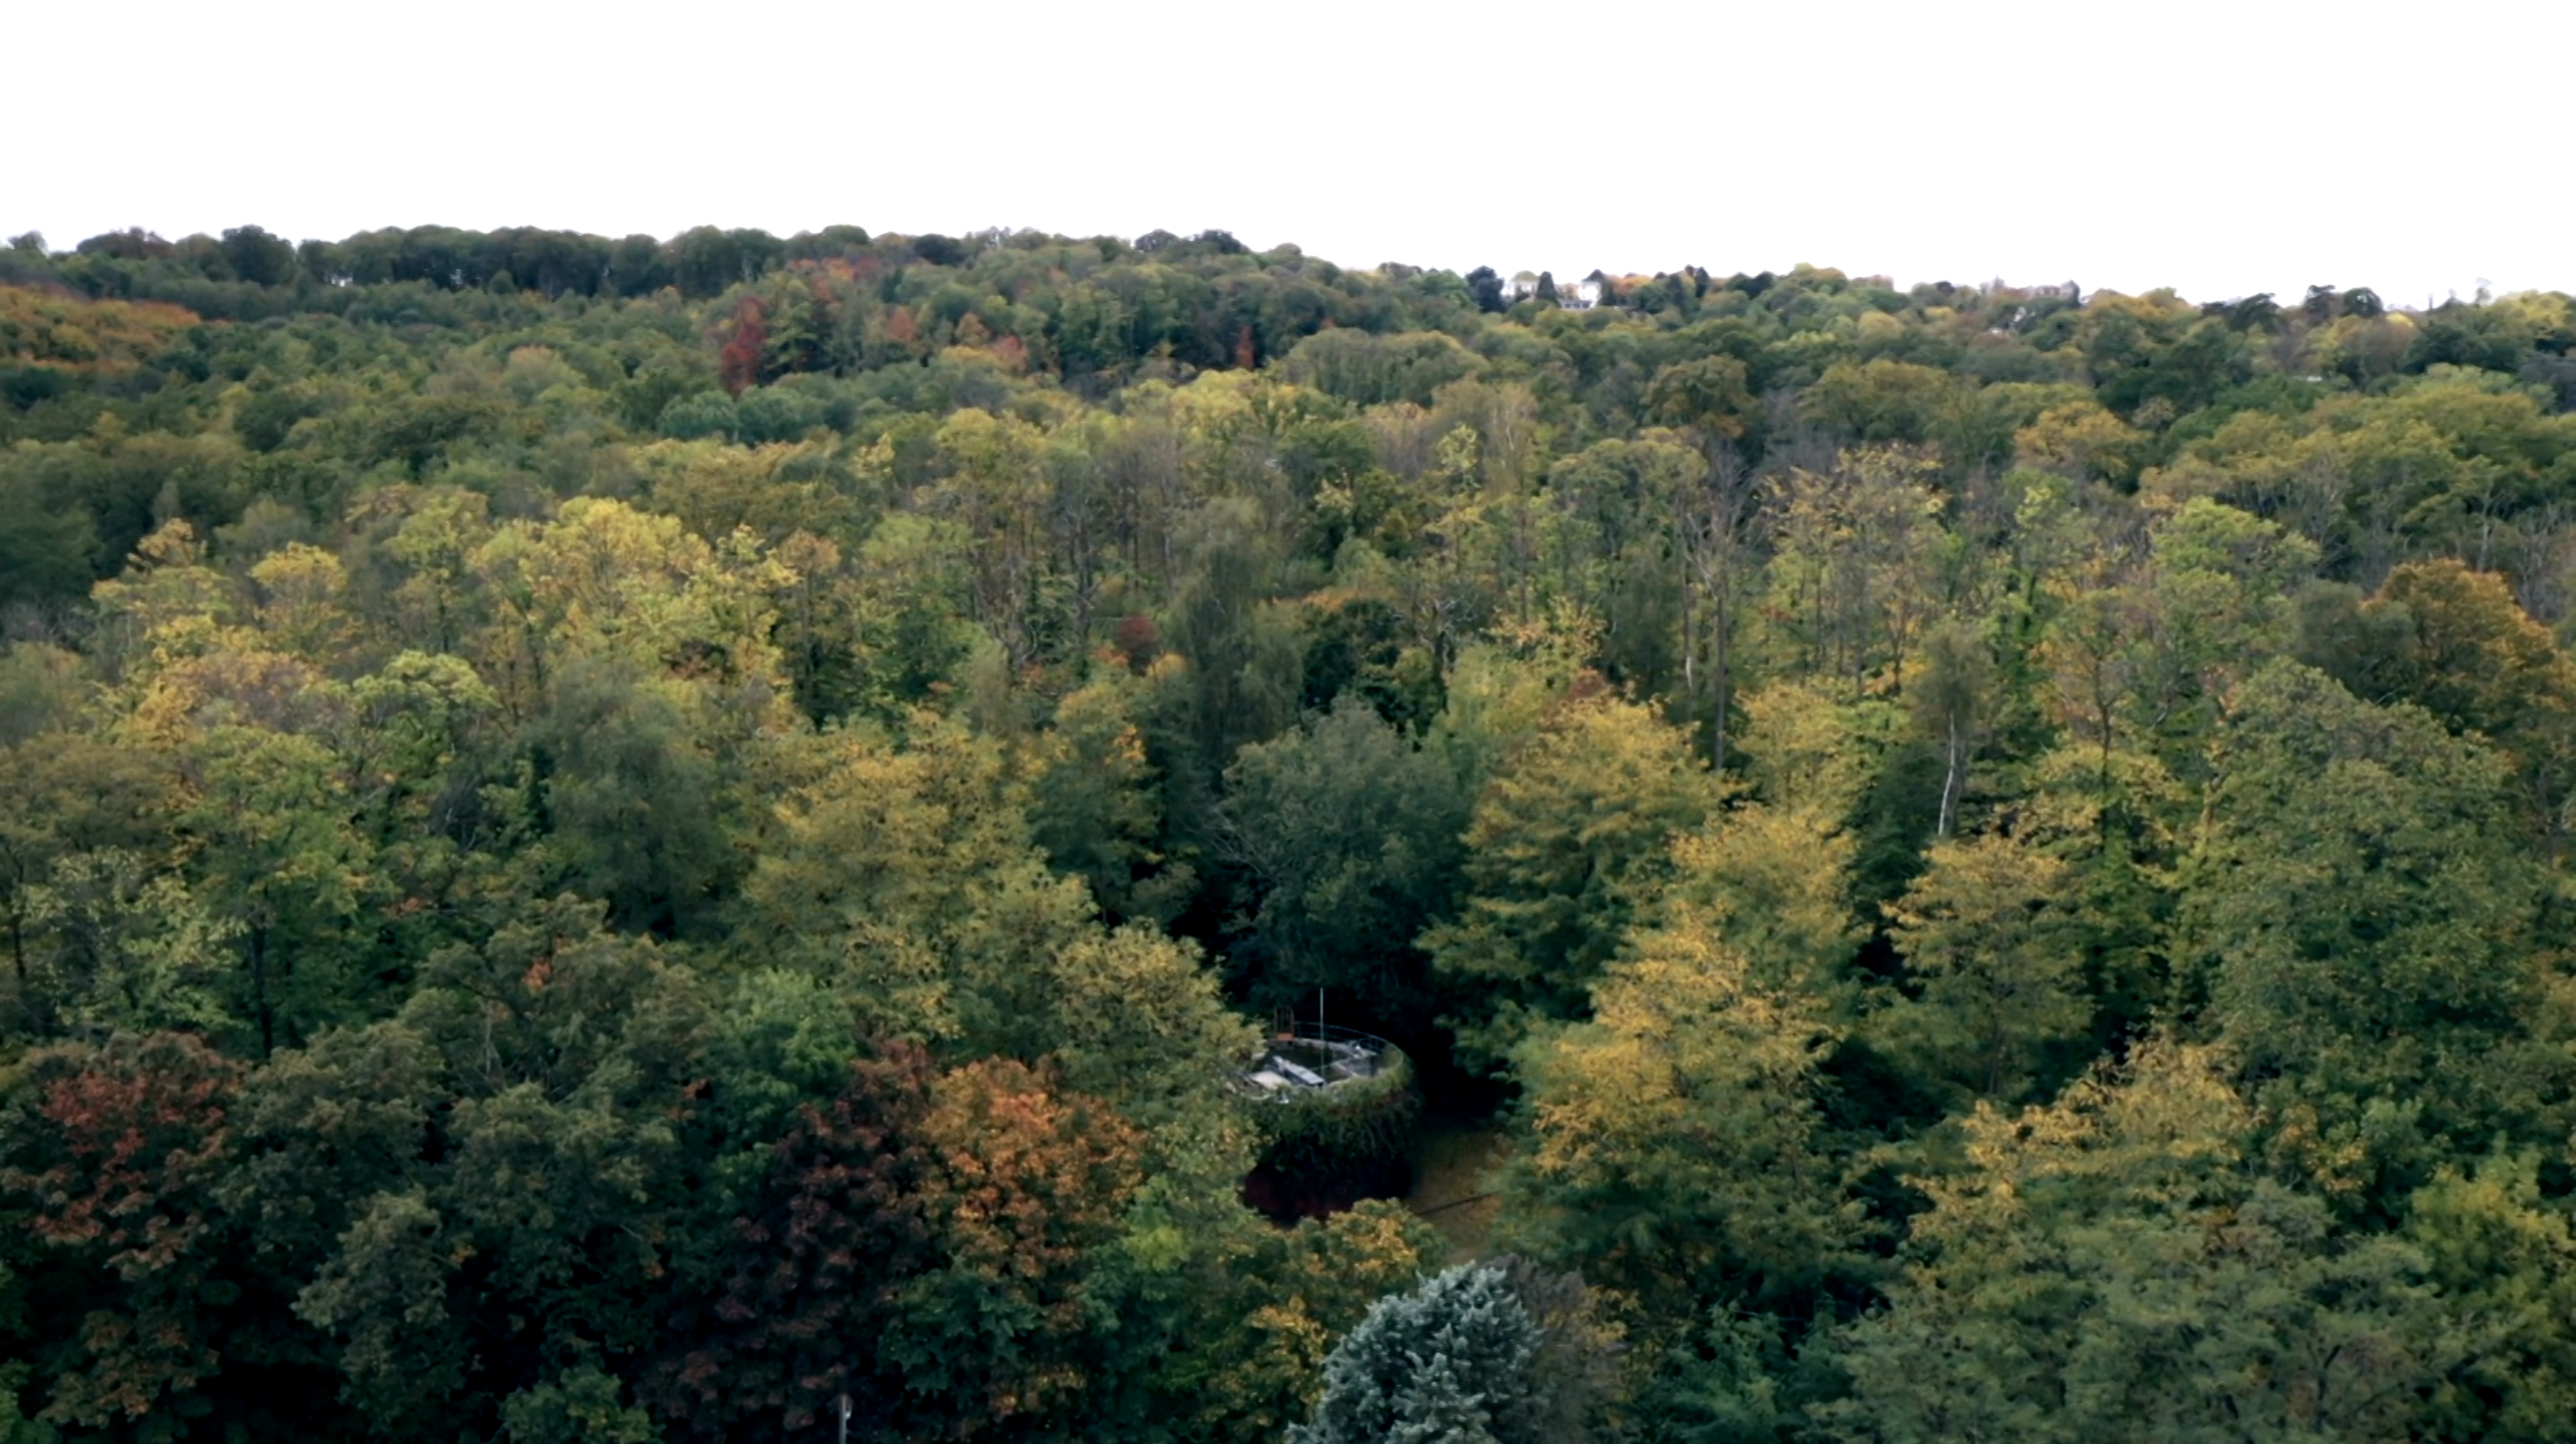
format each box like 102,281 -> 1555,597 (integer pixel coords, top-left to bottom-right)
1829,1041 -> 2449,1444
1504,909 -> 1862,1323
1872,832 -> 2093,1107
1757,450 -> 1946,696
2363,558 -> 2576,847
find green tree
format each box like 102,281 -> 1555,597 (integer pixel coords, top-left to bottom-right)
24,850 -> 237,1041
1423,683 -> 1714,1065
1907,619 -> 1992,839
1221,696 -> 1474,1033
2176,661 -> 2555,1196
2407,1152 -> 2576,1442
1028,668 -> 1183,924
1871,832 -> 2094,1107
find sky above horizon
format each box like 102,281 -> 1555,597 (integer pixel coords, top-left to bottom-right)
11,0 -> 2565,308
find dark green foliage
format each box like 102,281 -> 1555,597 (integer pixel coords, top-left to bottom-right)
1221,698 -> 1472,1031
1250,1044 -> 1422,1197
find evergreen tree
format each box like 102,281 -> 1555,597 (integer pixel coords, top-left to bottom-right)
1294,1263 -> 1544,1444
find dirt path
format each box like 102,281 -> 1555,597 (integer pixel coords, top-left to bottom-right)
1404,1122 -> 1511,1258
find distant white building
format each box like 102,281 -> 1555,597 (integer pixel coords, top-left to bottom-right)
1989,278 -> 2078,301
1504,271 -> 1603,309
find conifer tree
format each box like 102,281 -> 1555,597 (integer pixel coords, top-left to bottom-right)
1295,1263 -> 1544,1444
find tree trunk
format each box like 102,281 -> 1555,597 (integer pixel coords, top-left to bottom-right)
1938,712 -> 1967,839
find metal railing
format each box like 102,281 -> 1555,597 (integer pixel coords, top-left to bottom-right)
1234,1022 -> 1398,1098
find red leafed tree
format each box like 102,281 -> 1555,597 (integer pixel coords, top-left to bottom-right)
1112,613 -> 1160,672
717,294 -> 769,396
644,1046 -> 1141,1444
1234,322 -> 1256,371
1,1032 -> 244,1435
642,1043 -> 939,1442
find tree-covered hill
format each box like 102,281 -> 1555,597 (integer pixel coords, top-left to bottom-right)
4,219 -> 2576,1443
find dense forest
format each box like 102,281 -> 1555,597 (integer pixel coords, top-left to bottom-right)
4,218 -> 2576,1444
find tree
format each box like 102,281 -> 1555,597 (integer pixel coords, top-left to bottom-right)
1422,683 -> 1714,1066
1828,1040 -> 2450,1444
732,718 -> 1075,1044
2115,499 -> 2321,775
641,1043 -> 940,1443
2356,559 -> 2576,848
1658,800 -> 1861,1007
648,1046 -> 1143,1443
1799,361 -> 1960,446
1757,452 -> 1946,697
1674,446 -> 1762,767
1292,1263 -> 1542,1444
1872,832 -> 2092,1107
1,1032 -> 247,1441
1505,910 -> 1860,1320
220,1023 -> 450,1432
527,655 -> 730,938
1540,437 -> 1702,696
23,849 -> 237,1041
1907,619 -> 1992,839
2176,661 -> 2554,1195
2406,1152 -> 2576,1443
0,720 -> 173,1040
1645,357 -> 1757,443
216,227 -> 297,287
925,409 -> 1052,666
1159,1202 -> 1444,1444
1165,496 -> 1305,787
879,1056 -> 1143,1434
178,720 -> 376,1051
1029,669 -> 1182,924
1221,696 -> 1474,1035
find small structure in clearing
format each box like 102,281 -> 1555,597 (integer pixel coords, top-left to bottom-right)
1234,1021 -> 1399,1101
1234,1017 -> 1422,1219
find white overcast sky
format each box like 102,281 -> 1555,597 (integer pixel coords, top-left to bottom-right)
8,0 -> 2565,308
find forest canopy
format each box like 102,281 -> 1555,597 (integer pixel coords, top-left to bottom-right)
4,219 -> 2576,1444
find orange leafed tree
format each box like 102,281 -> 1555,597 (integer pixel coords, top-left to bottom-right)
2,1032 -> 244,1432
645,1044 -> 1141,1442
718,294 -> 769,396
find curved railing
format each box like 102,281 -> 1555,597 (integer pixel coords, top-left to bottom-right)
1234,1023 -> 1421,1193
1231,1022 -> 1400,1099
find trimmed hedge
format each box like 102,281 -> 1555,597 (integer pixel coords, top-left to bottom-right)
1249,1042 -> 1422,1188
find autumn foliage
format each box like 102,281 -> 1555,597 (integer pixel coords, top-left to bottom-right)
3,1033 -> 243,1434
11,220 -> 2576,1444
0,285 -> 198,373
717,294 -> 768,396
645,1045 -> 1139,1443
